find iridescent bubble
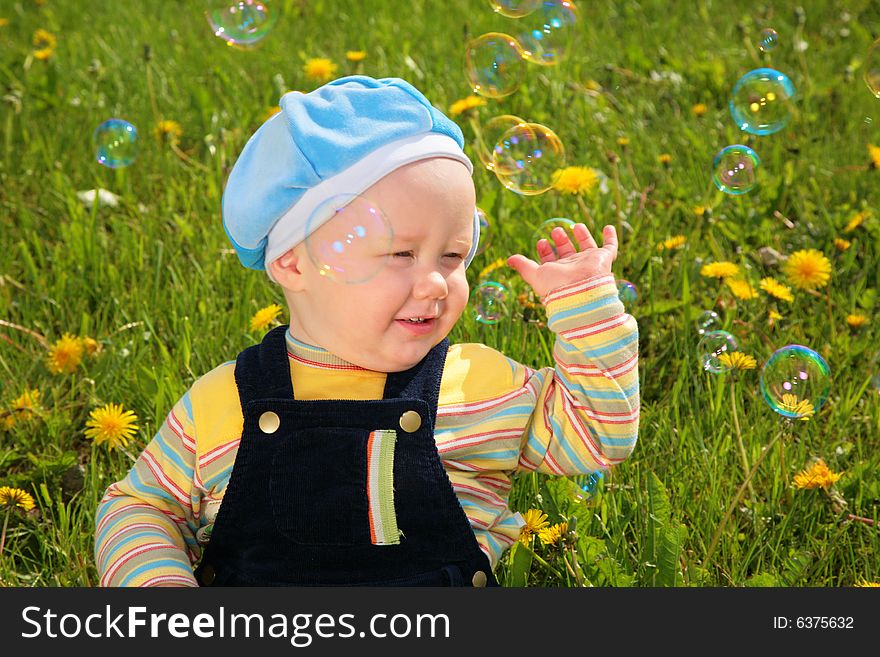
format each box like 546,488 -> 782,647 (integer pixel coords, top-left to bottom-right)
729,68 -> 796,135
474,207 -> 493,256
696,310 -> 721,335
472,281 -> 509,324
697,330 -> 738,374
465,32 -> 526,99
574,470 -> 604,502
530,217 -> 576,258
712,145 -> 760,195
617,279 -> 638,309
760,345 -> 831,419
864,38 -> 880,99
491,122 -> 566,195
304,193 -> 393,284
487,0 -> 541,18
206,0 -> 278,49
871,372 -> 880,395
476,114 -> 526,171
758,28 -> 779,52
93,119 -> 138,169
517,0 -> 579,66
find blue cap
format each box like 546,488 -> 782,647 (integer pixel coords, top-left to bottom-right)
222,75 -> 480,273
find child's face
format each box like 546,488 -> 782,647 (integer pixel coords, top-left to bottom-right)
283,158 -> 476,372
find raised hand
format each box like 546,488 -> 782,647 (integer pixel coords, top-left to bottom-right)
507,223 -> 618,299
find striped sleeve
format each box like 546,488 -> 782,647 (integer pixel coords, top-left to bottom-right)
94,393 -> 200,587
517,273 -> 639,475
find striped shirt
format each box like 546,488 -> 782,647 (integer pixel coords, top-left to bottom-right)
95,274 -> 639,587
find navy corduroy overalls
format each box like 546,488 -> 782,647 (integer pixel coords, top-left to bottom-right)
195,325 -> 497,587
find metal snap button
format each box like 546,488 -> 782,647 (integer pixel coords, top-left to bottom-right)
398,410 -> 422,433
472,570 -> 488,587
258,411 -> 281,434
200,564 -> 216,586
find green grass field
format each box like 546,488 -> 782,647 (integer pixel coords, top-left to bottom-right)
1,0 -> 878,587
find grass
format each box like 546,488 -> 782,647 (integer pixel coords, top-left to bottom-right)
1,0 -> 879,587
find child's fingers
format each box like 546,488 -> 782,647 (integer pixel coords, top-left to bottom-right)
507,254 -> 540,287
601,225 -> 619,261
550,227 -> 577,259
536,238 -> 556,264
572,223 -> 598,251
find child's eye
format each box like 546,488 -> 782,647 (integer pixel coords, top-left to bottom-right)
443,253 -> 465,261
391,251 -> 414,259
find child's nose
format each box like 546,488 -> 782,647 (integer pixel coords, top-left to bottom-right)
413,270 -> 448,300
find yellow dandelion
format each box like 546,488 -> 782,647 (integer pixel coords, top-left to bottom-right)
780,393 -> 814,421
0,18 -> 9,27
250,303 -> 284,332
726,278 -> 759,300
552,166 -> 598,195
717,351 -> 757,371
657,235 -> 687,251
84,403 -> 139,450
448,95 -> 486,117
33,47 -> 54,61
783,249 -> 832,290
537,521 -> 569,547
82,336 -> 101,357
0,486 -> 35,512
6,388 -> 41,425
616,136 -> 630,147
759,277 -> 794,303
868,144 -> 880,169
658,153 -> 672,166
478,257 -> 506,281
700,261 -> 740,279
844,210 -> 869,233
153,119 -> 183,145
303,57 -> 338,82
32,28 -> 57,49
854,580 -> 880,587
518,508 -> 549,544
767,309 -> 783,329
793,458 -> 842,490
46,333 -> 84,375
693,205 -> 710,217
834,238 -> 851,251
692,102 -> 708,117
346,50 -> 367,62
846,313 -> 868,329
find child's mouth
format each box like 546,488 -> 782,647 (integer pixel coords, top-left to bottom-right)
395,317 -> 436,335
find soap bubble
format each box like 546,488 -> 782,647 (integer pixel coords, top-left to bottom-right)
474,207 -> 493,256
712,145 -> 760,195
729,68 -> 796,135
758,28 -> 779,52
476,114 -> 527,170
472,281 -> 509,324
530,217 -> 576,257
205,0 -> 278,49
573,470 -> 604,502
864,38 -> 880,99
491,122 -> 566,195
465,32 -> 526,99
517,0 -> 579,66
487,0 -> 541,18
697,330 -> 738,374
696,310 -> 721,335
304,194 -> 393,284
760,345 -> 831,420
94,119 -> 138,168
617,279 -> 638,308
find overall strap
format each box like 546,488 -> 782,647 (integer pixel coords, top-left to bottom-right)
234,325 -> 295,404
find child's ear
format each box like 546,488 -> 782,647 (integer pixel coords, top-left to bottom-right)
268,248 -> 306,291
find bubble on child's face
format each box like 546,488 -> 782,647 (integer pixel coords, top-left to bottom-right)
616,279 -> 638,309
304,194 -> 394,284
712,144 -> 760,195
465,32 -> 526,99
864,38 -> 880,98
474,207 -> 493,256
757,28 -> 779,52
492,122 -> 566,195
531,217 -> 576,258
760,345 -> 831,419
476,114 -> 526,171
516,0 -> 579,66
471,281 -> 509,324
697,330 -> 738,374
487,0 -> 541,18
205,0 -> 278,49
729,68 -> 796,135
94,119 -> 138,168
696,310 -> 721,335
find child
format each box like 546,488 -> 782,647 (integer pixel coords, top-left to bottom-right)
95,75 -> 639,587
